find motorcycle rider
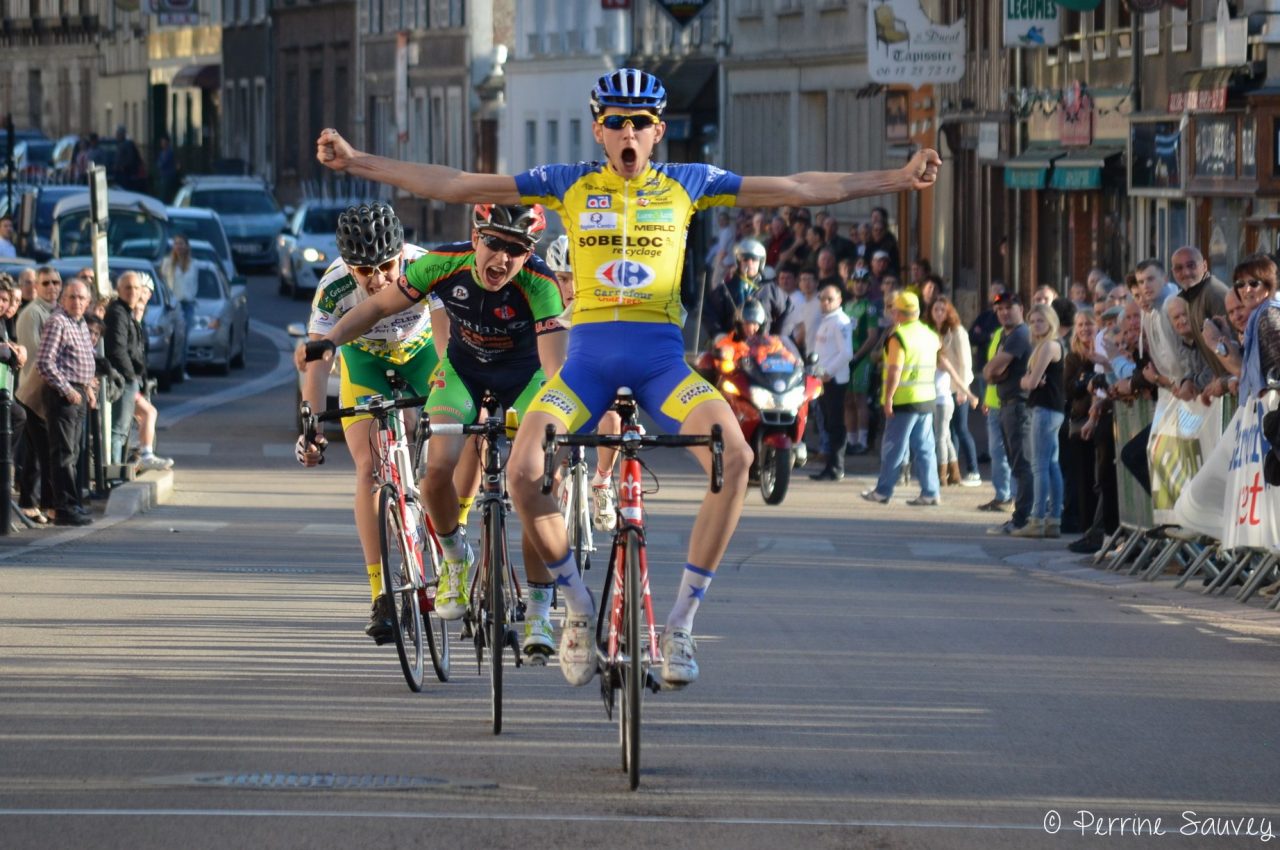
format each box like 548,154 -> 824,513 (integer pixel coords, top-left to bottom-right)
705,239 -> 792,339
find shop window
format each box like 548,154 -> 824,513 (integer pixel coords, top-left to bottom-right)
1143,10 -> 1159,55
1116,2 -> 1132,56
1171,4 -> 1188,52
1062,11 -> 1084,63
1091,3 -> 1107,59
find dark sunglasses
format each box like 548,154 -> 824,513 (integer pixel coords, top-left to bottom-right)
479,233 -> 532,257
1234,278 -> 1269,291
351,257 -> 398,277
39,278 -> 61,287
597,112 -> 660,131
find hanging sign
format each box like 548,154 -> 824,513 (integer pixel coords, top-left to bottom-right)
867,0 -> 965,89
652,0 -> 710,28
1003,0 -> 1060,48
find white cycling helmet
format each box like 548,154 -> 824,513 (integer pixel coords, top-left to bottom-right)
546,235 -> 571,273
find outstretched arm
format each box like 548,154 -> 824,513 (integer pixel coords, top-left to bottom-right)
316,129 -> 520,204
737,149 -> 941,208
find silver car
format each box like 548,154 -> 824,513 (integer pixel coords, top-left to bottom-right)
48,256 -> 188,391
166,206 -> 238,281
277,202 -> 348,300
185,258 -> 249,374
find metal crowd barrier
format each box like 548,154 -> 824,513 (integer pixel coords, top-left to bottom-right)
1089,391 -> 1280,610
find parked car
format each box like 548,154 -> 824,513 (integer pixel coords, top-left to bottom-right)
167,206 -> 237,280
287,321 -> 341,433
51,190 -> 170,262
28,185 -> 89,260
172,176 -> 287,273
0,257 -> 35,280
47,256 -> 188,391
49,135 -> 80,174
277,201 -> 347,300
186,257 -> 248,374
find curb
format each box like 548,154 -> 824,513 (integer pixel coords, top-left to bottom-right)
104,468 -> 175,519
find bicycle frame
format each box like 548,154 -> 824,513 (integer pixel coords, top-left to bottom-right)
604,432 -> 660,679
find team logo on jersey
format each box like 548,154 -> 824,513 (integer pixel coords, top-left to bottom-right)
586,195 -> 611,209
636,209 -> 673,223
636,198 -> 650,207
579,211 -> 617,231
452,285 -> 469,300
595,260 -> 655,290
494,305 -> 517,320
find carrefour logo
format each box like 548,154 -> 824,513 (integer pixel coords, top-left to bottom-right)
596,260 -> 655,290
586,195 -> 611,209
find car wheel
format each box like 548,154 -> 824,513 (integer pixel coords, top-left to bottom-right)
230,328 -> 246,369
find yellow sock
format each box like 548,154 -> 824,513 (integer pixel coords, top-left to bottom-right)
457,496 -> 475,527
366,563 -> 383,601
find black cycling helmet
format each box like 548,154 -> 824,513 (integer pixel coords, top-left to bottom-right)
741,299 -> 767,326
590,68 -> 667,118
336,202 -> 403,266
472,203 -> 547,246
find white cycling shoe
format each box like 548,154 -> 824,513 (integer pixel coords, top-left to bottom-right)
591,483 -> 617,532
659,628 -> 698,688
558,611 -> 597,686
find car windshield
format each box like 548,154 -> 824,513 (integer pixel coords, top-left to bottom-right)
170,216 -> 229,258
56,209 -> 168,260
191,189 -> 279,216
303,207 -> 343,234
195,269 -> 223,300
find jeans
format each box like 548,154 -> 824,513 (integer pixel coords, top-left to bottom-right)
874,408 -> 939,499
951,398 -> 978,475
934,394 -> 956,466
110,379 -> 140,463
1030,405 -> 1065,521
986,407 -> 1011,502
999,400 -> 1033,526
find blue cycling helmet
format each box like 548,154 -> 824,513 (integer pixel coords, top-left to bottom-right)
590,68 -> 667,118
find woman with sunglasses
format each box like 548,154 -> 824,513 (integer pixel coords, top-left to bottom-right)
295,202 -> 441,645
298,203 -> 571,662
1232,254 -> 1280,402
315,67 -> 941,690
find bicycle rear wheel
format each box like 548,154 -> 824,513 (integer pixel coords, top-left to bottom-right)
417,508 -> 450,683
621,531 -> 642,789
379,484 -> 425,692
485,502 -> 506,735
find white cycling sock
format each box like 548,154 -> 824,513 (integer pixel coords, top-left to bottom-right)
856,429 -> 867,446
592,469 -> 612,488
545,551 -> 592,616
526,581 -> 554,622
666,563 -> 713,633
439,526 -> 466,561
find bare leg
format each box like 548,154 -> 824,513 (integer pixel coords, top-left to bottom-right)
133,392 -> 157,450
342,418 -> 381,568
679,399 -> 752,573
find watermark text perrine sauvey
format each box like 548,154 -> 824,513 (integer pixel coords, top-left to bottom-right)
1043,809 -> 1275,841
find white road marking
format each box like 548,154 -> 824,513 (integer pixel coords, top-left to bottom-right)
262,444 -> 297,459
133,520 -> 229,533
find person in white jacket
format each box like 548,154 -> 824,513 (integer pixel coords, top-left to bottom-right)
810,283 -> 854,481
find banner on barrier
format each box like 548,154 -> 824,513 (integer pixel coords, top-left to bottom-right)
1148,396 -> 1223,525
1114,398 -> 1155,529
1223,392 -> 1280,551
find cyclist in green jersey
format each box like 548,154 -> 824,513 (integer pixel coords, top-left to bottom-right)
315,69 -> 940,689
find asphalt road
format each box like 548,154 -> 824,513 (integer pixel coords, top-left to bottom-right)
2,273 -> 1279,849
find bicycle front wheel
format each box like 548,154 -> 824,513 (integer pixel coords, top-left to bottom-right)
572,464 -> 592,574
379,484 -> 425,692
621,531 -> 643,789
485,502 -> 506,735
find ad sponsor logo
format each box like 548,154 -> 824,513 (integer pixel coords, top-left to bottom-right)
595,260 -> 655,290
538,388 -> 578,417
493,305 -> 517,320
452,285 -> 469,300
586,195 -> 612,209
579,211 -> 617,231
636,208 -> 674,223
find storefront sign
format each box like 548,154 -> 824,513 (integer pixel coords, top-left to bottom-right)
1003,0 -> 1060,48
1004,167 -> 1047,190
1194,115 -> 1237,178
1050,166 -> 1101,190
868,0 -> 965,89
1169,87 -> 1227,114
1129,120 -> 1183,193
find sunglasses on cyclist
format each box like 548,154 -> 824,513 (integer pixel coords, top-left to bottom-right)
479,233 -> 533,257
352,257 -> 398,277
1234,277 -> 1269,292
597,112 -> 661,132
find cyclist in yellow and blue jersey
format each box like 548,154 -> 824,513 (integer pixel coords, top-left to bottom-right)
316,68 -> 941,689
296,202 -> 443,645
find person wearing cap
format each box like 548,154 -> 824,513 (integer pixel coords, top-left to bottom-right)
982,290 -> 1034,534
861,290 -> 944,505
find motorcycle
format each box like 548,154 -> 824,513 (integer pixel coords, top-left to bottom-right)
698,334 -> 823,505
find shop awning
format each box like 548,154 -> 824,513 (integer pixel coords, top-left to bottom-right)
171,63 -> 220,90
1003,147 -> 1065,190
1049,146 -> 1124,190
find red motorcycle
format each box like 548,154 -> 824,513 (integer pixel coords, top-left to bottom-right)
699,335 -> 823,505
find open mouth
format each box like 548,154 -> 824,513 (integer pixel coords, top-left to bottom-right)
620,147 -> 637,169
482,264 -> 507,288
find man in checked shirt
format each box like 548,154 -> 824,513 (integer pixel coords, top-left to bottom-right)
36,277 -> 97,526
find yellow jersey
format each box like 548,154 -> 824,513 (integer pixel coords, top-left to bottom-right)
515,161 -> 742,326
